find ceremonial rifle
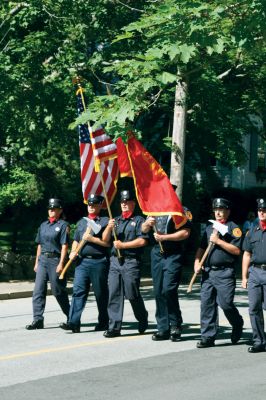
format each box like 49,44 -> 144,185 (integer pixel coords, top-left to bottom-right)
187,220 -> 229,293
59,219 -> 101,280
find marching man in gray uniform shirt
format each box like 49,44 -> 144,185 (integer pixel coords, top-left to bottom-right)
60,194 -> 110,333
102,190 -> 149,338
242,198 -> 266,353
194,198 -> 243,348
26,198 -> 70,330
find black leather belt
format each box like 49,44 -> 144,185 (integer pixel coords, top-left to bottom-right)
112,255 -> 140,261
209,265 -> 233,271
41,252 -> 60,258
83,255 -> 105,259
253,264 -> 266,271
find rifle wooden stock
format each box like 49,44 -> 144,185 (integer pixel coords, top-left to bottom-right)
59,227 -> 91,280
187,241 -> 214,293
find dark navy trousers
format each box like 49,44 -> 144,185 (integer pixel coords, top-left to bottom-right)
32,255 -> 70,321
248,266 -> 266,346
107,256 -> 148,331
151,248 -> 183,332
69,257 -> 109,328
200,267 -> 243,339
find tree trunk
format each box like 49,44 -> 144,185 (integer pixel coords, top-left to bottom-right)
170,79 -> 187,200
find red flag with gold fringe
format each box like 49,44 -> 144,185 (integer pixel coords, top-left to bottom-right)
117,134 -> 187,228
116,137 -> 132,177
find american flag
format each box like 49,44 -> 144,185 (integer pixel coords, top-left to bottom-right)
91,127 -> 118,172
77,88 -> 118,205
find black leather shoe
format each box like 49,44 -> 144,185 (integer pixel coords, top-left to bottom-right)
59,322 -> 80,333
94,323 -> 109,331
103,329 -> 121,338
71,326 -> 80,333
138,317 -> 148,334
59,322 -> 72,330
196,337 -> 215,348
25,320 -> 44,330
170,326 -> 182,342
248,345 -> 266,353
152,331 -> 170,341
231,319 -> 244,344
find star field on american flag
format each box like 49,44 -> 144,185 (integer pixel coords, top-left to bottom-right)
78,124 -> 91,143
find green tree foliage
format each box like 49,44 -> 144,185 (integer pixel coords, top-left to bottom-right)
0,0 -> 265,217
0,0 -> 146,213
75,0 -> 265,171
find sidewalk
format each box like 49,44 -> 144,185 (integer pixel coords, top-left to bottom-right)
0,278 -> 154,300
0,281 -> 42,300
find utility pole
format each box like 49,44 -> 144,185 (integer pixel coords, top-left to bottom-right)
170,78 -> 187,200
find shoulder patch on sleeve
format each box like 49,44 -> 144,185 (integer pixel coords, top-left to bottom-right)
232,227 -> 242,238
185,210 -> 193,221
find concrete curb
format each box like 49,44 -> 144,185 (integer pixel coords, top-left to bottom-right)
0,278 -> 154,301
0,291 -> 34,301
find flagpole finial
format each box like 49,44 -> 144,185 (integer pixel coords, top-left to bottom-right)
127,130 -> 135,139
74,76 -> 85,96
72,76 -> 83,85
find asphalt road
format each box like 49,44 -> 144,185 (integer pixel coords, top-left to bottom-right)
0,283 -> 265,400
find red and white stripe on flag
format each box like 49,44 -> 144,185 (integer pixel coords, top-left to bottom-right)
76,87 -> 118,206
90,127 -> 118,172
80,142 -> 118,207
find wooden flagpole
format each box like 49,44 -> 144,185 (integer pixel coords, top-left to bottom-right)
77,80 -> 122,261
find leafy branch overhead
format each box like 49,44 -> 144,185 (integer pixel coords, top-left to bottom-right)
0,0 -> 265,213
76,0 -> 265,141
0,0 -> 148,210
